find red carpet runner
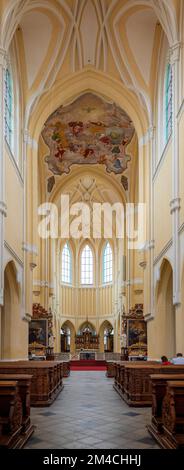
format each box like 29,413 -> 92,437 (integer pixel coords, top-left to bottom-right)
70,359 -> 107,371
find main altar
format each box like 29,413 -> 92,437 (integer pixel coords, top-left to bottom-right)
75,323 -> 99,351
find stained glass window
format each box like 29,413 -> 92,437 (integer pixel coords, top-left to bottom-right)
61,243 -> 72,284
5,67 -> 14,151
103,242 -> 113,284
165,64 -> 172,143
81,244 -> 93,285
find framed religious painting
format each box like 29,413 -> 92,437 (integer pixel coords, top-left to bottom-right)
29,319 -> 48,347
127,318 -> 147,357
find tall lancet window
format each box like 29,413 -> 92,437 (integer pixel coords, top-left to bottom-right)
61,243 -> 72,284
103,242 -> 113,284
81,244 -> 93,285
5,67 -> 14,152
165,63 -> 172,143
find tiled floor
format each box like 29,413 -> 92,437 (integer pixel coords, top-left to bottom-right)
25,371 -> 159,449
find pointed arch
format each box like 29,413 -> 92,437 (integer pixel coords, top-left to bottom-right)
99,320 -> 114,353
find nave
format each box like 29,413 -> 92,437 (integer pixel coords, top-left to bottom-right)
25,371 -> 158,450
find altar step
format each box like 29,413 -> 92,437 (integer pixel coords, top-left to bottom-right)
70,359 -> 107,371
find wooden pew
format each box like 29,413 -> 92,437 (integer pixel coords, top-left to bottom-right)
0,361 -> 64,406
113,361 -> 159,402
114,363 -> 184,406
63,361 -> 70,377
0,381 -> 23,448
0,374 -> 34,445
161,381 -> 184,449
106,361 -> 116,378
148,373 -> 184,442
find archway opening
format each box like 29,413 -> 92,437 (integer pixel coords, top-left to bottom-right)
1,261 -> 25,359
155,259 -> 176,358
99,321 -> 114,353
76,321 -> 98,351
61,321 -> 75,353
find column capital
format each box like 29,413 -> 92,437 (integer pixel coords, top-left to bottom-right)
0,287 -> 4,306
0,201 -> 7,217
23,129 -> 38,150
33,280 -> 49,288
169,42 -> 181,65
139,261 -> 147,270
170,197 -> 181,214
22,242 -> 38,255
0,48 -> 7,68
139,126 -> 156,147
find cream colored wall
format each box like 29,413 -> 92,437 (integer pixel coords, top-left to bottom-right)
153,144 -> 172,258
60,285 -> 113,319
4,148 -> 23,261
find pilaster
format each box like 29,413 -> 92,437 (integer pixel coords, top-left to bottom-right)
170,42 -> 181,305
0,48 -> 7,305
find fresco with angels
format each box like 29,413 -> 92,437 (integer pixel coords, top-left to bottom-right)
42,93 -> 135,176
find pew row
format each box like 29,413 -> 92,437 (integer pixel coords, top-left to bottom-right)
0,377 -> 34,449
161,381 -> 184,449
113,362 -> 184,406
148,375 -> 184,449
0,361 -> 64,407
0,373 -> 34,446
106,361 -> 119,378
63,361 -> 70,377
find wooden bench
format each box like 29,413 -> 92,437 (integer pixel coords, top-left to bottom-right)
113,361 -> 158,402
114,363 -> 184,406
148,373 -> 184,441
63,361 -> 70,377
0,361 -> 64,406
161,381 -> 184,449
0,374 -> 34,445
106,361 -> 116,378
0,381 -> 23,448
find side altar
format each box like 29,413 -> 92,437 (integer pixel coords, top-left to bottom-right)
121,304 -> 147,359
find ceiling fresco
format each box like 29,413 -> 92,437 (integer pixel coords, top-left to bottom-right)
42,93 -> 135,178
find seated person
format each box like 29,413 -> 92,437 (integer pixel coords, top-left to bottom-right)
171,353 -> 184,365
161,355 -> 172,365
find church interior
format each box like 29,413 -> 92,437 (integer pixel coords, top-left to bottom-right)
0,0 -> 184,451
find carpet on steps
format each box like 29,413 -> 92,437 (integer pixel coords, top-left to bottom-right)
70,365 -> 107,371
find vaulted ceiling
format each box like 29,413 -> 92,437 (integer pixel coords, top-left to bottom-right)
0,0 -> 180,125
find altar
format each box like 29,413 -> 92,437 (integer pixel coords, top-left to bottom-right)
75,325 -> 99,351
79,351 -> 96,360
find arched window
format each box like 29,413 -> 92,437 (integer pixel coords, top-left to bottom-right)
165,63 -> 172,143
81,244 -> 93,285
5,67 -> 14,152
103,242 -> 112,284
61,243 -> 72,284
